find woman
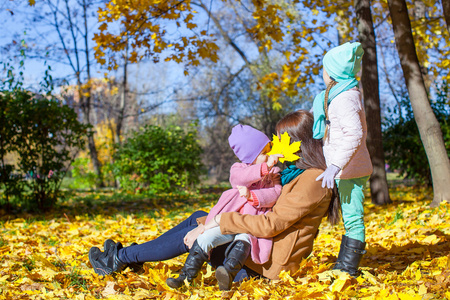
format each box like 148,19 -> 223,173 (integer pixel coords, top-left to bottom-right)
199,110 -> 340,286
89,110 -> 339,286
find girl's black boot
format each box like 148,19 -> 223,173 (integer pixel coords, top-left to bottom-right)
215,240 -> 251,291
332,235 -> 348,270
333,236 -> 366,277
166,241 -> 209,288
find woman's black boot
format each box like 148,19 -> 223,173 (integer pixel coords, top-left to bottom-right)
215,240 -> 251,291
166,241 -> 209,288
102,239 -> 144,273
332,235 -> 348,271
333,236 -> 366,277
89,241 -> 127,275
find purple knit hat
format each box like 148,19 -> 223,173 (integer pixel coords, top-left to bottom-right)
228,124 -> 270,164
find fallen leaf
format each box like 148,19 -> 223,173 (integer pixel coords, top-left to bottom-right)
102,281 -> 117,298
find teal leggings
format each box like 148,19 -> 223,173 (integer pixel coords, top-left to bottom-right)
335,176 -> 369,243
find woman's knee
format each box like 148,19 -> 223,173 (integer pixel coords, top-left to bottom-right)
190,210 -> 208,220
187,211 -> 208,225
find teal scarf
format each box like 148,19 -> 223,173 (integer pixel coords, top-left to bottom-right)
312,78 -> 359,139
281,164 -> 305,186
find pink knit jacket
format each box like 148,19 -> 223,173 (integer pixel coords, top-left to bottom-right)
205,162 -> 282,264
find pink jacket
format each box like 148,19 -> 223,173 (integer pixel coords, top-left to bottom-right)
323,88 -> 373,179
205,162 -> 282,264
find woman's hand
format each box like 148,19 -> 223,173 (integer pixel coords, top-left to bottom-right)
183,224 -> 205,249
204,214 -> 221,231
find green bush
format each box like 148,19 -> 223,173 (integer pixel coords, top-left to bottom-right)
383,83 -> 450,186
113,124 -> 205,192
68,157 -> 98,189
0,89 -> 91,211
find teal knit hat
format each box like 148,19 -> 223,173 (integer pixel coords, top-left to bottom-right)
312,42 -> 364,139
323,42 -> 364,81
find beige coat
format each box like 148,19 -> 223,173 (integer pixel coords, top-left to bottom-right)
220,168 -> 331,280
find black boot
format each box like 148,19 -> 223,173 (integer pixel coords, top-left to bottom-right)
333,235 -> 366,277
332,235 -> 348,271
166,241 -> 209,288
215,240 -> 251,291
89,241 -> 127,275
102,239 -> 144,273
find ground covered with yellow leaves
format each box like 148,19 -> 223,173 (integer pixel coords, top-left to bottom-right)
0,185 -> 449,299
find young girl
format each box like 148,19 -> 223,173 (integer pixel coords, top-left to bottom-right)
312,42 -> 373,277
166,124 -> 282,290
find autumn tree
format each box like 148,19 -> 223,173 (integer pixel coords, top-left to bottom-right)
179,1 -> 307,180
387,0 -> 450,206
355,0 -> 391,205
93,0 -> 335,108
93,0 -> 316,180
62,76 -> 139,145
11,0 -> 106,186
443,0 -> 450,34
6,0 -> 170,187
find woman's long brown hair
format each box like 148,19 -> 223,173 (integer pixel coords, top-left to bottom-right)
275,110 -> 340,225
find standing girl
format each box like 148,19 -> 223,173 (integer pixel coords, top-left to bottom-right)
166,124 -> 282,290
313,42 -> 373,276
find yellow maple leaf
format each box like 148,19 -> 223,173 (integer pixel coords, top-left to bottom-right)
267,132 -> 301,163
330,272 -> 352,292
445,291 -> 450,299
398,293 -> 422,300
421,234 -> 439,245
418,284 -> 427,295
204,264 -> 214,278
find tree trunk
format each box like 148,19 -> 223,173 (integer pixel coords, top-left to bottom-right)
82,99 -> 104,188
116,41 -> 129,146
355,0 -> 392,205
83,0 -> 103,188
387,0 -> 450,206
88,137 -> 103,187
441,0 -> 450,34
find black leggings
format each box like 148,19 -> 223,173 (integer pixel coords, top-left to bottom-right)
119,210 -> 208,263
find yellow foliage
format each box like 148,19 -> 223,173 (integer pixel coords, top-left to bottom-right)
91,0 -> 449,111
4,186 -> 448,298
5,195 -> 444,300
77,119 -> 118,170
